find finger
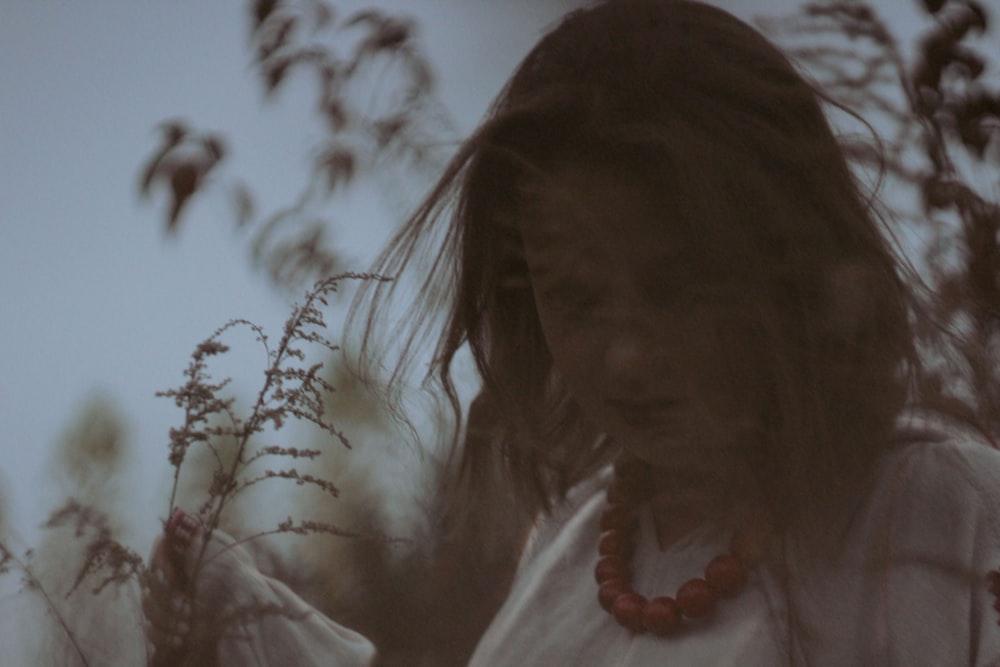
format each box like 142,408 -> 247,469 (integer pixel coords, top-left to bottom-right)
143,592 -> 193,661
142,550 -> 192,628
165,510 -> 202,580
150,640 -> 191,667
148,539 -> 182,583
142,585 -> 189,630
165,508 -> 187,541
142,593 -> 192,643
145,610 -> 190,650
166,509 -> 201,553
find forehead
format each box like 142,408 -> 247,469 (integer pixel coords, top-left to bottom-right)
517,161 -> 693,273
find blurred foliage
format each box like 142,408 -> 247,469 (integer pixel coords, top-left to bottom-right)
51,393 -> 129,493
3,395 -> 148,666
760,0 -> 1000,431
139,122 -> 226,234
139,0 -> 454,292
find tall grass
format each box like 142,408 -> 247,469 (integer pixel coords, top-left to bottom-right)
0,274 -> 392,665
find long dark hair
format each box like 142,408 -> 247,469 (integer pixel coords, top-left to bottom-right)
349,0 -> 922,533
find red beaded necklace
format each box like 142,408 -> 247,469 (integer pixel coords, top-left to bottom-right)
595,457 -> 767,635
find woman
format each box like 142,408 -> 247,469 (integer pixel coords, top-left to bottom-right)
144,1 -> 1000,664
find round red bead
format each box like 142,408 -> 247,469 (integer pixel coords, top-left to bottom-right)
596,462 -> 763,637
595,555 -> 629,584
989,570 -> 1000,596
612,592 -> 648,632
598,530 -> 632,558
642,596 -> 681,635
676,578 -> 715,618
705,554 -> 746,596
598,579 -> 631,612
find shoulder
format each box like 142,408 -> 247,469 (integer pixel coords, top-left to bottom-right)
858,413 -> 1000,665
878,413 -> 1000,523
866,412 -> 1000,556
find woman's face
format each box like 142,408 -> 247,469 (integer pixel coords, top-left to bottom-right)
519,162 -> 769,472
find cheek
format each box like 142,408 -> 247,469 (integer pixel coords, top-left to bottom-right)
535,312 -> 603,400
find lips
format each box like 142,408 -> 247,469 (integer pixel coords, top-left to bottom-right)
607,398 -> 682,428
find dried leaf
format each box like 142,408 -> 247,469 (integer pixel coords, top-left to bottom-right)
167,163 -> 199,233
921,0 -> 947,14
232,182 -> 255,228
323,99 -> 347,132
267,225 -> 340,289
264,57 -> 293,95
343,9 -> 384,29
203,135 -> 227,163
252,0 -> 282,32
138,120 -> 189,197
256,14 -> 297,63
312,1 -> 334,31
317,146 -> 356,192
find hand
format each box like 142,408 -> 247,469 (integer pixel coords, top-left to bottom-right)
142,509 -> 209,667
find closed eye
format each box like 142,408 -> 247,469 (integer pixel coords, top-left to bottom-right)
541,283 -> 602,319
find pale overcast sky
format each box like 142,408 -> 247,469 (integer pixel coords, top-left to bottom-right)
0,0 -> 586,545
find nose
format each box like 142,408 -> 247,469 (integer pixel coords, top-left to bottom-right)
604,327 -> 651,387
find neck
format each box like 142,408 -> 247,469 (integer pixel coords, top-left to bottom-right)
646,461 -> 759,552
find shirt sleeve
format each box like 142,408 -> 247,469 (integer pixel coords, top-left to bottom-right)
878,430 -> 1000,667
185,526 -> 377,667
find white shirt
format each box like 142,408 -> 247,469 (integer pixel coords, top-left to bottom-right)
200,421 -> 1000,666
